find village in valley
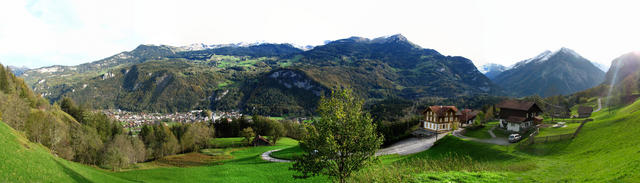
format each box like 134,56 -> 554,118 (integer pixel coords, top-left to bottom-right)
102,109 -> 240,130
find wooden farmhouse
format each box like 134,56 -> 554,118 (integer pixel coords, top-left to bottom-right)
458,109 -> 479,126
422,106 -> 460,133
251,135 -> 272,146
496,100 -> 543,133
577,106 -> 593,118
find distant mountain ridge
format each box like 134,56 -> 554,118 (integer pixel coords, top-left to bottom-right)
478,63 -> 507,80
20,34 -> 501,115
7,65 -> 29,76
492,47 -> 605,97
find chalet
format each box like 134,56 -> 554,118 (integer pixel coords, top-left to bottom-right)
548,104 -> 571,118
251,135 -> 272,146
458,109 -> 479,126
496,100 -> 543,133
422,106 -> 460,133
577,106 -> 593,118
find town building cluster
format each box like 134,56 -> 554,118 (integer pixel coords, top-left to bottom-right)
101,109 -> 244,129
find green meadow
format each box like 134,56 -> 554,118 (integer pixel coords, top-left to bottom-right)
3,99 -> 640,182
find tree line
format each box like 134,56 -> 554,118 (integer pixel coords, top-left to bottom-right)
213,115 -> 307,145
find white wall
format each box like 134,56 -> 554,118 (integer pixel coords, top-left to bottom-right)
507,122 -> 520,132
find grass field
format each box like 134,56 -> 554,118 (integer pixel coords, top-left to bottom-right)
3,98 -> 640,182
110,137 -> 327,182
270,145 -> 303,160
537,122 -> 581,137
267,116 -> 285,121
463,121 -> 500,139
0,121 -> 130,183
209,137 -> 251,148
348,99 -> 640,182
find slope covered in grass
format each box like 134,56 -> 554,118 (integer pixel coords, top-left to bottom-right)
347,99 -> 640,182
514,99 -> 640,182
0,121 -> 129,183
111,137 -> 327,182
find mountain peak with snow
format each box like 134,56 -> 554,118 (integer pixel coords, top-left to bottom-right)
495,47 -> 605,97
478,63 -> 507,79
511,47 -> 586,69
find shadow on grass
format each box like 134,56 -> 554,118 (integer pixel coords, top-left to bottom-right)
406,135 -> 518,162
517,140 -> 572,156
216,155 -> 273,165
53,158 -> 93,183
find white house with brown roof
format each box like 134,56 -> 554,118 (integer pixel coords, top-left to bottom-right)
496,100 -> 543,133
422,106 -> 460,132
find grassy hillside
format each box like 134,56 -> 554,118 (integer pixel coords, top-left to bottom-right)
0,121 -> 325,183
0,121 -> 129,182
342,99 -> 640,182
111,137 -> 327,182
3,99 -> 639,182
514,99 -> 640,182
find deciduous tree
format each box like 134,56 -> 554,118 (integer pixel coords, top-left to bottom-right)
291,89 -> 383,183
240,127 -> 255,145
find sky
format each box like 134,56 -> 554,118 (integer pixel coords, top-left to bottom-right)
0,0 -> 639,69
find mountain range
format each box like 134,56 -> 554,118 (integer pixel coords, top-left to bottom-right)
491,48 -> 605,97
20,34 -> 501,115
7,66 -> 30,76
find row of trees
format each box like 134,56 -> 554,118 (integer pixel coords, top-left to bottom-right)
213,115 -> 307,144
138,122 -> 214,160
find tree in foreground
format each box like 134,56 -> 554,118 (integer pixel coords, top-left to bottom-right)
291,89 -> 383,183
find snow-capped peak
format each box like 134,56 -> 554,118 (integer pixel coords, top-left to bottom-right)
511,50 -> 552,69
478,63 -> 506,74
290,43 -> 315,51
176,41 -> 270,52
510,47 -> 584,69
558,47 -> 583,59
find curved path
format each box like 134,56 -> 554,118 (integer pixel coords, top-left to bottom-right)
375,134 -> 445,156
261,149 -> 292,162
488,126 -> 497,138
263,133 -> 445,162
452,129 -> 510,146
593,98 -> 602,113
262,126 -> 515,162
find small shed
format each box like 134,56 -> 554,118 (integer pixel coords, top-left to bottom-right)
577,106 -> 593,118
251,135 -> 272,146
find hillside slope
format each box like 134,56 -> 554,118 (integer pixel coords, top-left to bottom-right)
493,48 -> 605,97
0,121 -> 129,182
514,99 -> 640,182
20,35 -> 501,115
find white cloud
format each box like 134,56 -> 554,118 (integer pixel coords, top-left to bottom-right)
0,0 -> 638,69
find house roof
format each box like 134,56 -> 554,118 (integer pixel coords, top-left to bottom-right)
458,109 -> 478,121
423,106 -> 459,116
252,135 -> 272,145
496,100 -> 542,112
578,106 -> 593,114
